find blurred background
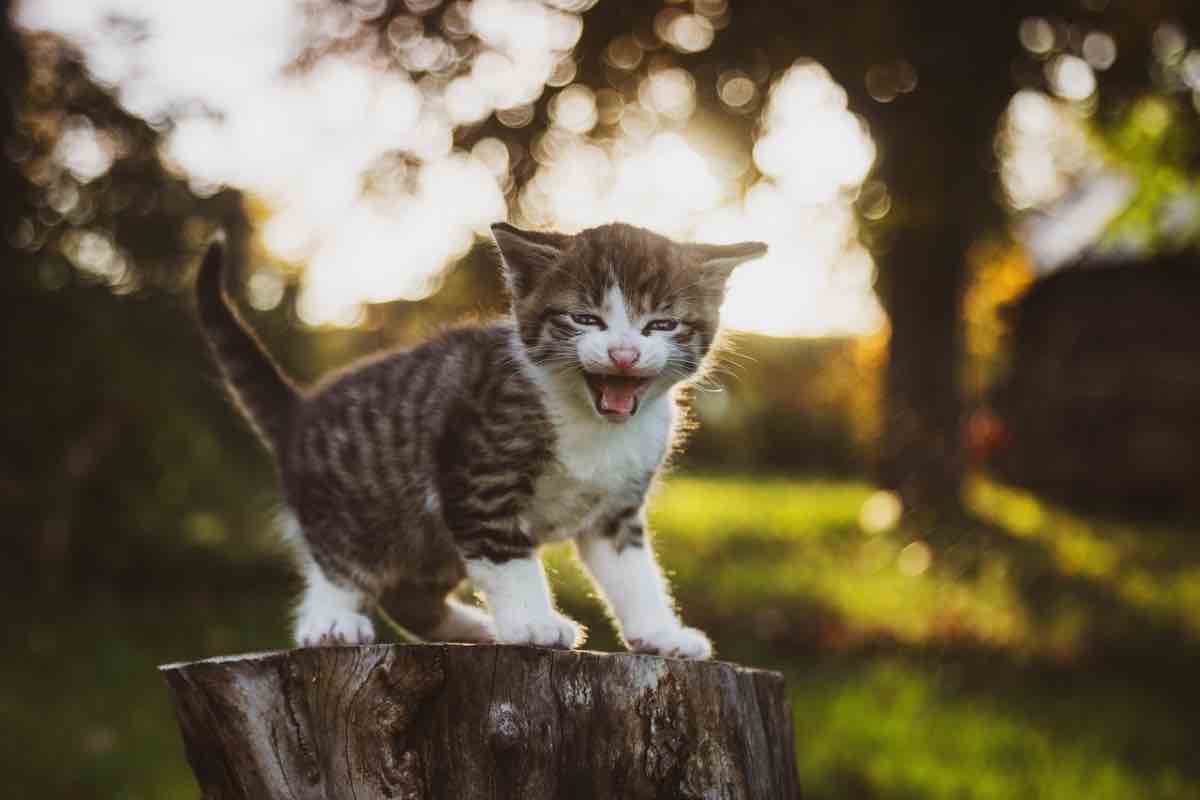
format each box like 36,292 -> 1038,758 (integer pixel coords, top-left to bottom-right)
3,0 -> 1199,797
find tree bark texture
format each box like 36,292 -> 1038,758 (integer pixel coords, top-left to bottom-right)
161,644 -> 801,800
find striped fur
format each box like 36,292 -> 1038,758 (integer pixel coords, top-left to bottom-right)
195,224 -> 765,654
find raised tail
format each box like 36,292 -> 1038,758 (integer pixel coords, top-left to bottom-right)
195,236 -> 299,451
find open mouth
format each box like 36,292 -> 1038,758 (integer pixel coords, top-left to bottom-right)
583,372 -> 653,420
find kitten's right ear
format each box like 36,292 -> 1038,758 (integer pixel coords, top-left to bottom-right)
490,222 -> 569,295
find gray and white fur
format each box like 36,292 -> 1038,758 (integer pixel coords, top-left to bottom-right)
195,222 -> 765,658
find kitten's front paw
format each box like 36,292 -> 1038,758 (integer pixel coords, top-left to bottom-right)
495,612 -> 586,649
295,611 -> 376,647
625,625 -> 712,660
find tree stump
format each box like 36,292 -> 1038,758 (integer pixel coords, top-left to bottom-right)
161,644 -> 800,799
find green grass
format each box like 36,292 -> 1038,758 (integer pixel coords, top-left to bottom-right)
2,583 -> 294,799
5,476 -> 1199,798
787,658 -> 1195,800
549,475 -> 1200,800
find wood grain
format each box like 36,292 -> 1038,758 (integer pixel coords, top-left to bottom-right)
161,644 -> 800,799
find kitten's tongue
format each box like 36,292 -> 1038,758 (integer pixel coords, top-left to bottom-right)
598,378 -> 640,415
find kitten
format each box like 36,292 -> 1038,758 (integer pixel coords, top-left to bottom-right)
196,222 -> 765,658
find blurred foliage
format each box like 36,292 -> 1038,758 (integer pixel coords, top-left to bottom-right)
6,1 -> 1200,566
13,33 -> 226,287
1004,8 -> 1200,250
0,32 -> 271,582
684,334 -> 882,475
962,240 -> 1036,401
1099,93 -> 1200,248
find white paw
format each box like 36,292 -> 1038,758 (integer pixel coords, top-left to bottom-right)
295,610 -> 376,647
495,612 -> 585,649
429,600 -> 497,644
625,625 -> 712,659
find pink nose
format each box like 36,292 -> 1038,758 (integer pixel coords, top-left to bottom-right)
608,347 -> 640,371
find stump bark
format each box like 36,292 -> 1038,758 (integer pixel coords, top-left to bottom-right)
161,644 -> 800,799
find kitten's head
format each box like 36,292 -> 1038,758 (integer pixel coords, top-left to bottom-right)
492,222 -> 766,423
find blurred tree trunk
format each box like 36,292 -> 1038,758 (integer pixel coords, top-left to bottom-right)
851,4 -> 1028,516
0,0 -> 31,570
874,227 -> 969,512
162,644 -> 801,800
856,0 -> 1200,514
1,0 -> 27,237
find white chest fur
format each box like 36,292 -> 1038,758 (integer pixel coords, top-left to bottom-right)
524,394 -> 673,541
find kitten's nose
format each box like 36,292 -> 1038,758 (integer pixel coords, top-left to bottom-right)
608,347 -> 641,372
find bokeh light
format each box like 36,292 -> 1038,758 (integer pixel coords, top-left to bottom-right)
17,0 -> 584,325
521,59 -> 883,337
639,67 -> 697,121
898,540 -> 933,577
754,62 -> 875,204
1047,54 -> 1096,101
549,84 -> 598,133
247,270 -> 286,312
666,13 -> 714,53
604,34 -> 643,71
1019,17 -> 1056,55
54,115 -> 114,183
1152,22 -> 1187,65
999,90 -> 1097,212
859,490 -> 902,534
997,88 -> 1139,271
17,1 -> 882,337
717,70 -> 756,110
1082,32 -> 1117,71
865,60 -> 917,104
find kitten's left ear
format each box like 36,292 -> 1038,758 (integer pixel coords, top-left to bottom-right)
685,240 -> 769,280
490,222 -> 571,296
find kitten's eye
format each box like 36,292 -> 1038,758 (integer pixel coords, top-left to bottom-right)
569,313 -> 604,327
643,319 -> 679,334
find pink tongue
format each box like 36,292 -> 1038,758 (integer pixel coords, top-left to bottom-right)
600,381 -> 638,415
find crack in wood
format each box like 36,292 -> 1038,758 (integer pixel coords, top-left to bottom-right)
280,656 -> 321,787
161,645 -> 799,800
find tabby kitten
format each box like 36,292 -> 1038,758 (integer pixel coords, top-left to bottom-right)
196,222 -> 765,658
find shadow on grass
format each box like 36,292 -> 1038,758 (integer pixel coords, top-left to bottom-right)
778,647 -> 1199,800
934,510 -> 1200,668
660,510 -> 1200,799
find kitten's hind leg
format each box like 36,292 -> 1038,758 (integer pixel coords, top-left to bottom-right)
379,584 -> 497,644
428,597 -> 496,643
293,557 -> 376,647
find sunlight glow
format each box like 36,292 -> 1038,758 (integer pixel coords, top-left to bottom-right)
521,60 -> 883,337
996,89 -> 1140,270
999,90 -> 1097,212
18,2 -> 882,336
17,0 -> 579,325
1047,55 -> 1096,101
54,115 -> 114,183
859,490 -> 903,535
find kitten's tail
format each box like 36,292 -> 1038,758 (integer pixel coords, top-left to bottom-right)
195,235 -> 299,451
